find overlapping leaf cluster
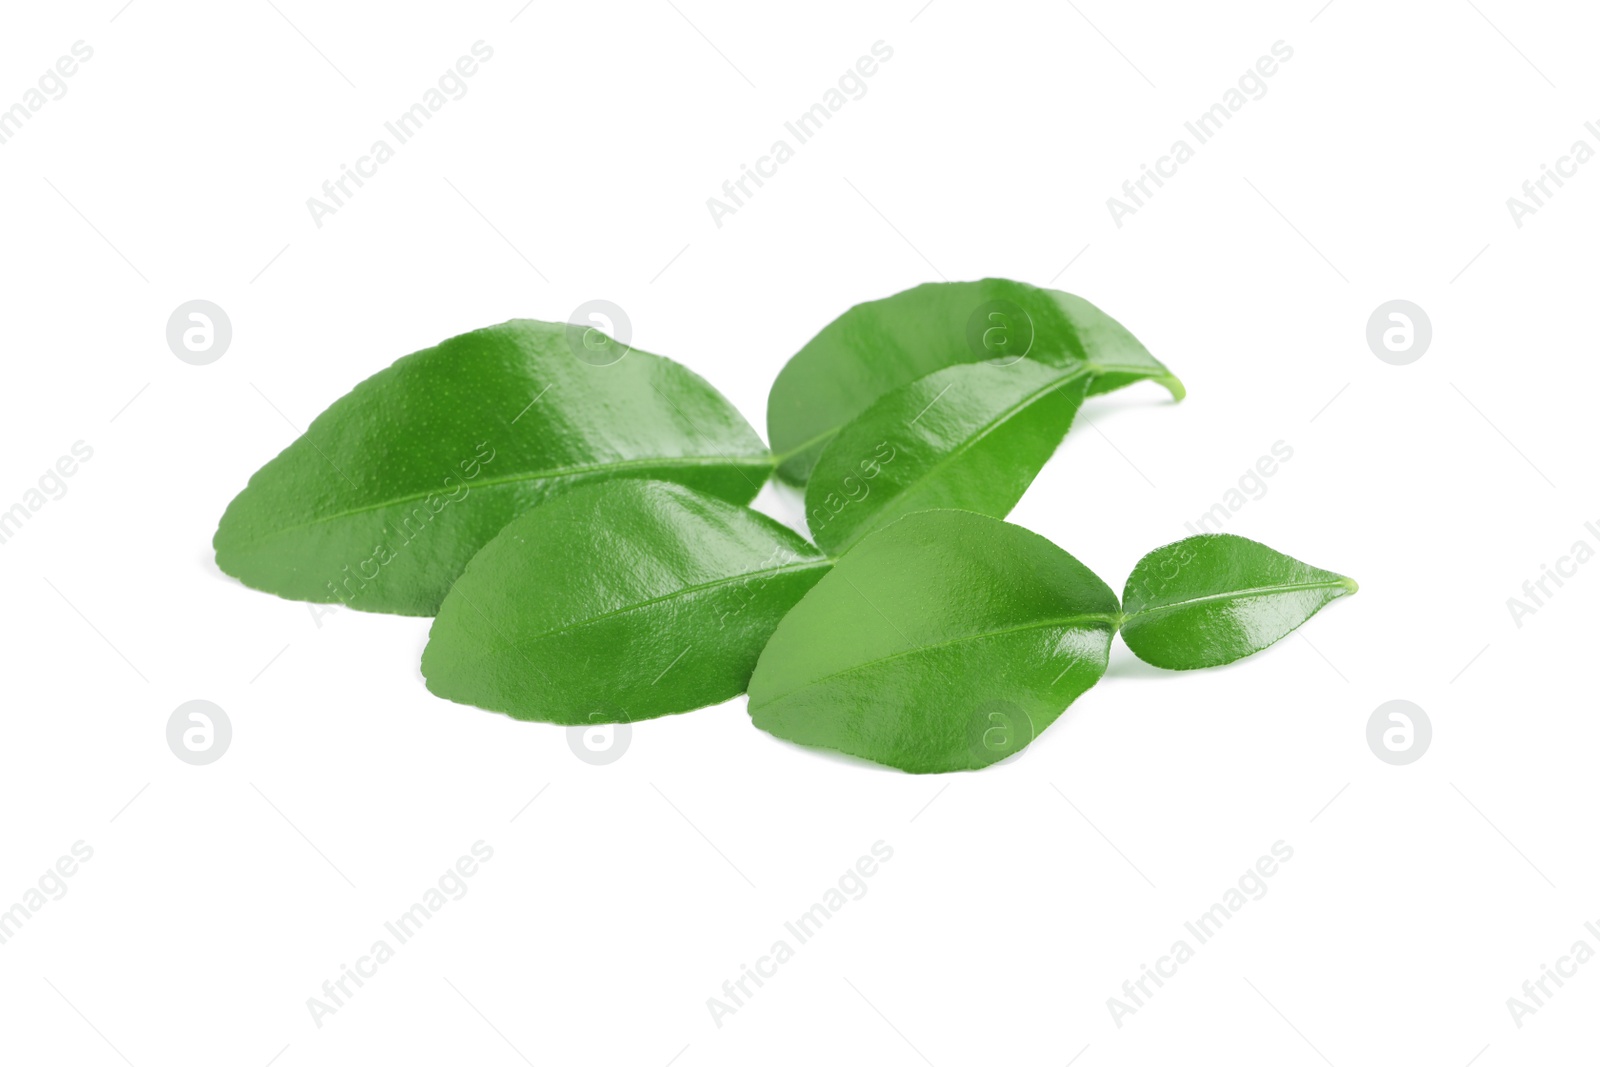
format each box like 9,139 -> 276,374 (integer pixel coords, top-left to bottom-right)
215,279 -> 1355,773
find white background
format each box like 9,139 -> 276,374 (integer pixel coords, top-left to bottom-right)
1,1 -> 1596,1064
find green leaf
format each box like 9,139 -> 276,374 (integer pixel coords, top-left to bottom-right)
214,320 -> 772,616
747,510 -> 1120,773
805,359 -> 1091,555
1120,534 -> 1358,670
422,479 -> 830,723
766,279 -> 1182,484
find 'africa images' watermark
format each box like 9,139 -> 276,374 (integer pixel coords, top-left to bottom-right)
806,440 -> 897,538
1106,840 -> 1294,1028
1504,917 -> 1600,1029
705,41 -> 894,229
1505,120 -> 1600,229
0,441 -> 93,548
1181,440 -> 1293,536
305,42 -> 494,229
1505,519 -> 1599,629
706,841 -> 894,1028
0,41 -> 94,148
1107,41 -> 1294,228
323,441 -> 496,606
306,841 -> 494,1028
0,841 -> 94,949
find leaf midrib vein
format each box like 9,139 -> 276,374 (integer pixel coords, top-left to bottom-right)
238,452 -> 773,542
463,558 -> 834,649
827,364 -> 1094,548
1124,579 -> 1352,623
775,356 -> 1148,464
760,611 -> 1120,703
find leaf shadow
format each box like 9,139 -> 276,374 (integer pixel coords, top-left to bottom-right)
1102,644 -> 1173,680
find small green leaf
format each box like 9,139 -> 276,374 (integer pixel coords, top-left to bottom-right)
748,510 -> 1120,773
214,320 -> 771,616
805,359 -> 1091,555
767,279 -> 1182,484
423,480 -> 830,723
1120,534 -> 1358,670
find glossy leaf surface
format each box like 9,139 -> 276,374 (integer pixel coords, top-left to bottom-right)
748,510 -> 1120,773
214,320 -> 771,616
766,279 -> 1182,484
423,480 -> 830,723
1120,534 -> 1357,670
805,359 -> 1092,555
